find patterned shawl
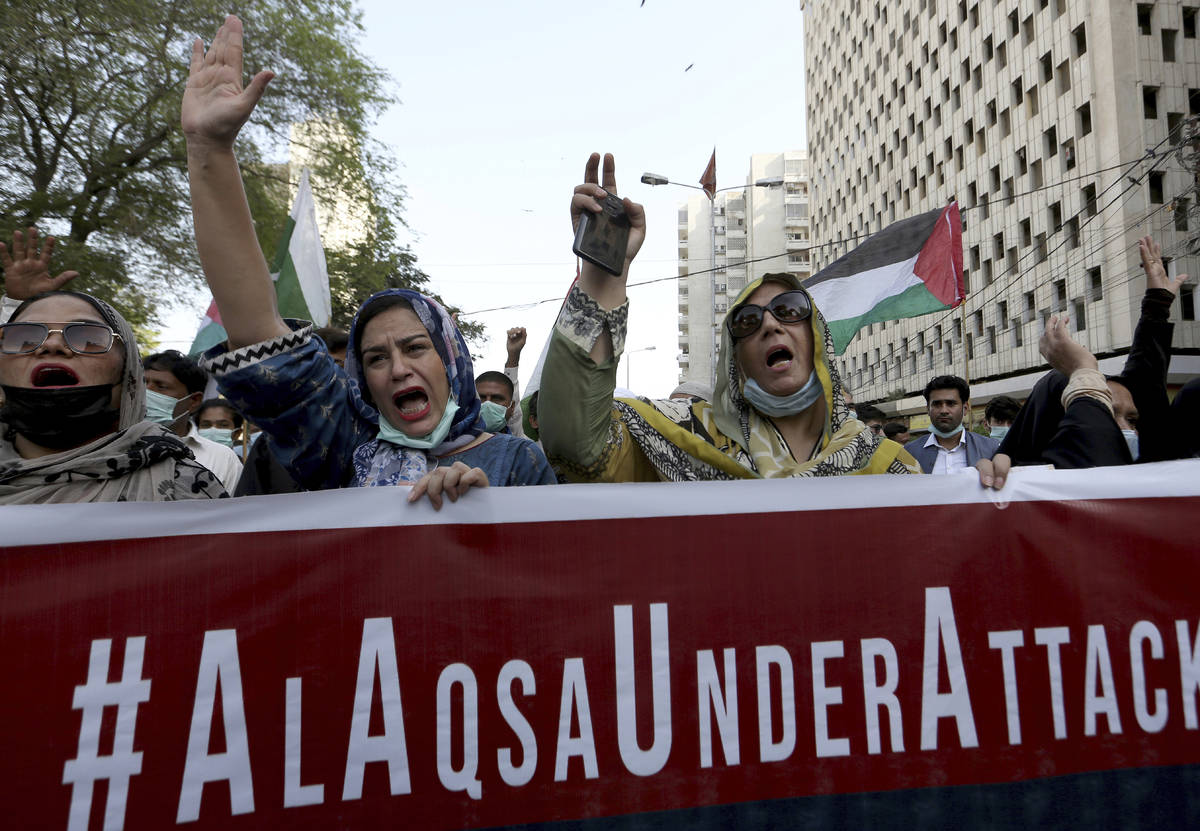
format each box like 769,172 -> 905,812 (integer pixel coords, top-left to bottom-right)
342,289 -> 485,486
0,291 -> 226,503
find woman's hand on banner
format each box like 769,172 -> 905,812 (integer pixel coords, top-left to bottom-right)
408,461 -> 489,510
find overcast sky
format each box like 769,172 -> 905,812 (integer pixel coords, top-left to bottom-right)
163,0 -> 807,397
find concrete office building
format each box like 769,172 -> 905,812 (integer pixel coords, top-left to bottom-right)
804,0 -> 1200,424
677,151 -> 813,384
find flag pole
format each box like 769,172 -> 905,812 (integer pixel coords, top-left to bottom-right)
960,297 -> 972,427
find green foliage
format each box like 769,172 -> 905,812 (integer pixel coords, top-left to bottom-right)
0,0 -> 414,333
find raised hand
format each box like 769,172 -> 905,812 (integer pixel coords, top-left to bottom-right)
181,15 -> 275,149
1039,314 -> 1098,376
570,153 -> 647,282
1138,235 -> 1187,297
0,228 -> 79,300
506,326 -> 527,363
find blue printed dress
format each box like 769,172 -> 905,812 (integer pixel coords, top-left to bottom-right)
201,290 -> 556,491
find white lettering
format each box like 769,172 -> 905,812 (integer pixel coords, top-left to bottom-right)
496,660 -> 538,787
613,604 -> 672,776
283,678 -> 324,808
811,641 -> 850,757
436,663 -> 481,799
696,649 -> 740,768
1034,626 -> 1071,739
1130,621 -> 1167,734
554,658 -> 598,781
860,637 -> 904,754
177,630 -> 255,823
755,645 -> 796,763
987,630 -> 1025,745
919,587 -> 978,750
1176,619 -> 1200,730
343,618 -> 410,800
1083,625 -> 1123,736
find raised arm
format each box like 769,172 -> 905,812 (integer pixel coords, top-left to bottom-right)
568,153 -> 646,363
182,15 -> 286,349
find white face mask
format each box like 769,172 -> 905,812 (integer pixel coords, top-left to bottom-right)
1121,428 -> 1139,461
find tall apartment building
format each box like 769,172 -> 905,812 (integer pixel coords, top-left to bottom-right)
288,121 -> 371,252
677,151 -> 813,384
804,0 -> 1200,416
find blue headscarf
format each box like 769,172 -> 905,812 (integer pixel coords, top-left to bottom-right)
344,288 -> 484,444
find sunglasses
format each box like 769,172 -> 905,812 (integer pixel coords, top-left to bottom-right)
0,322 -> 122,355
727,290 -> 813,340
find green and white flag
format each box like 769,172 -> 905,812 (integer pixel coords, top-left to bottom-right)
806,203 -> 964,354
271,167 -> 331,326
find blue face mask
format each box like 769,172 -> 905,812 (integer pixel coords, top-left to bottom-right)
929,421 -> 965,439
479,400 -> 508,432
989,425 -> 1010,440
378,396 -> 459,450
145,388 -> 191,428
198,427 -> 235,447
742,370 -> 823,418
1122,428 -> 1139,461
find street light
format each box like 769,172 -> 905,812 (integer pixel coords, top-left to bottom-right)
642,172 -> 784,385
624,345 -> 657,390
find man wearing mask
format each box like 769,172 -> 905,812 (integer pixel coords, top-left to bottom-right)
983,396 -> 1021,442
143,351 -> 242,492
475,326 -> 528,437
904,375 -> 999,474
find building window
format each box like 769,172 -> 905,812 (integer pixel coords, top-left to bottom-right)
1144,87 -> 1159,119
1176,197 -> 1190,231
1077,102 -> 1092,135
1073,23 -> 1088,55
1073,301 -> 1087,331
1088,267 -> 1103,302
1163,29 -> 1178,61
1182,284 -> 1196,321
1149,172 -> 1165,204
1082,183 -> 1098,216
1185,7 -> 1198,38
1137,5 -> 1153,36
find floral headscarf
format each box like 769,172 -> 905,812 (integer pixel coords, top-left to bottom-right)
344,288 -> 484,441
342,289 -> 485,486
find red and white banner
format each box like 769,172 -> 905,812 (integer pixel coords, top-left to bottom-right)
3,461 -> 1200,829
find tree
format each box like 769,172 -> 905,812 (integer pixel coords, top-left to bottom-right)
0,0 -> 433,335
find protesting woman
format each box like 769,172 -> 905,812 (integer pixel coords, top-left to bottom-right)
0,233 -> 226,502
183,17 -> 554,506
539,154 -> 920,481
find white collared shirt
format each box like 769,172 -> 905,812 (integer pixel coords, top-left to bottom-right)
184,423 -> 243,494
924,429 -> 969,475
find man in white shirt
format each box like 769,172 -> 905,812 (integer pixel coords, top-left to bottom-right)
904,375 -> 999,474
143,351 -> 242,493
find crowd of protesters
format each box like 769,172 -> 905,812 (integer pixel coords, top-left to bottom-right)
0,14 -> 1195,507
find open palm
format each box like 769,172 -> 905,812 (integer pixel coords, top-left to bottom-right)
181,15 -> 274,148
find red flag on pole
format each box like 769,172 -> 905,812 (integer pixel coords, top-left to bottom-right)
699,149 -> 716,199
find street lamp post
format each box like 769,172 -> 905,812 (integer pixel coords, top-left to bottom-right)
642,172 -> 782,387
624,345 -> 657,390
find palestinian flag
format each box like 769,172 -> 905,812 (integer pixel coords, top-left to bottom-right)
187,298 -> 227,356
806,203 -> 964,354
187,167 -> 331,356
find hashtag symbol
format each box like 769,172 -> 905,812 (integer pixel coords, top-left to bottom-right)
62,637 -> 152,831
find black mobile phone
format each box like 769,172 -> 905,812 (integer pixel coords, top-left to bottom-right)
573,190 -> 630,276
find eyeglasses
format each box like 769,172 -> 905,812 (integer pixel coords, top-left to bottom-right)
726,290 -> 813,340
0,322 -> 122,355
